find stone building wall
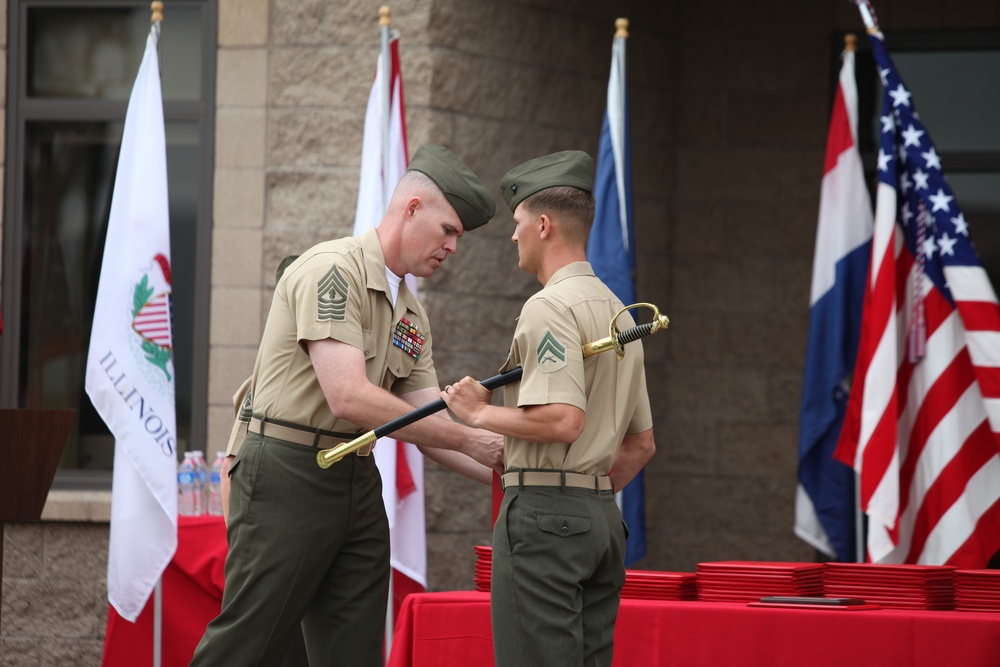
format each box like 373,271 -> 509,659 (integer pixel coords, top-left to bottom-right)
5,0 -> 1000,663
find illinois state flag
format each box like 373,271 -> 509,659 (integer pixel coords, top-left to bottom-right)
836,30 -> 1000,567
353,32 -> 427,605
85,24 -> 178,622
795,43 -> 872,562
586,27 -> 646,565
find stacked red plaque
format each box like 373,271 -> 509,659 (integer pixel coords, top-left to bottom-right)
695,561 -> 825,603
474,546 -> 697,600
621,570 -> 697,601
953,569 -> 1000,612
474,545 -> 492,592
824,563 -> 955,610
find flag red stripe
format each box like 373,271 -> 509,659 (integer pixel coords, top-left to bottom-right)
944,494 -> 1000,567
971,369 -> 1000,403
958,300 -> 1000,332
823,83 -> 854,175
903,420 -> 995,563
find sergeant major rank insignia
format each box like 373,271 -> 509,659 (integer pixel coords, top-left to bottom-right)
536,330 -> 567,372
317,264 -> 349,322
393,318 -> 426,359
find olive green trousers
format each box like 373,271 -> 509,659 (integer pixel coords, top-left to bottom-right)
491,485 -> 626,667
190,433 -> 389,666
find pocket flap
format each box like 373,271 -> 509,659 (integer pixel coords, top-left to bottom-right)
536,514 -> 591,538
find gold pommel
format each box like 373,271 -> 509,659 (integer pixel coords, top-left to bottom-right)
316,431 -> 377,468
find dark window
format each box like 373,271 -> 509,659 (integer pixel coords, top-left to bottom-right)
1,1 -> 215,487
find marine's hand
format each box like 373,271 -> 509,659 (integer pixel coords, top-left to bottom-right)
483,431 -> 505,475
441,376 -> 492,428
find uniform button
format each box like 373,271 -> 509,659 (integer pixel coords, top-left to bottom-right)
561,525 -> 568,534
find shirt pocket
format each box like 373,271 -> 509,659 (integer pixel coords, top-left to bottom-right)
536,513 -> 592,538
387,342 -> 417,381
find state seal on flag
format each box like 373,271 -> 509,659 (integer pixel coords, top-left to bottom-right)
130,253 -> 174,382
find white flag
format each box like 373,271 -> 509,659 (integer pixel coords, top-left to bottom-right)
354,32 -> 427,591
85,25 -> 178,622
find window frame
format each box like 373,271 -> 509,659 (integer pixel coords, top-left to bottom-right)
1,0 -> 216,488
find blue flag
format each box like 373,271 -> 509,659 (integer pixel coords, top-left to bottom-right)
587,30 -> 645,565
794,45 -> 871,563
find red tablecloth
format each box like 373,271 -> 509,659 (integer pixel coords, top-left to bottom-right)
387,590 -> 1000,667
101,515 -> 227,667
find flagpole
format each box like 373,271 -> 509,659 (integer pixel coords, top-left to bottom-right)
379,6 -> 392,212
840,31 -> 867,566
147,8 -> 166,667
377,10 -> 394,660
850,0 -> 879,32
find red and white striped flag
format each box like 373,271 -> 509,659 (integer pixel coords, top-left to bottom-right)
353,31 -> 427,610
835,31 -> 1000,568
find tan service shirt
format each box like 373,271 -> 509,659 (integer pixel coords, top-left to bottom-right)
224,377 -> 252,457
246,228 -> 438,441
501,261 -> 652,475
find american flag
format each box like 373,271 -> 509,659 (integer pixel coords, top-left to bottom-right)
835,31 -> 1000,568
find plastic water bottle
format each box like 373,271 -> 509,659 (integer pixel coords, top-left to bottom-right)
192,450 -> 209,515
178,452 -> 202,516
208,451 -> 226,516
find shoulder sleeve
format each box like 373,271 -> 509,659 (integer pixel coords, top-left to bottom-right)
627,363 -> 654,434
514,297 -> 586,411
287,258 -> 366,351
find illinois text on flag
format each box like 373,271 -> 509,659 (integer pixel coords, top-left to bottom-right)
836,31 -> 1000,568
84,24 -> 178,622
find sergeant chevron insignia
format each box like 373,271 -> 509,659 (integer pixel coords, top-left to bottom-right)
317,264 -> 349,322
536,330 -> 567,372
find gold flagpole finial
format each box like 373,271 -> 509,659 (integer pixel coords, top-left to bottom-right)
151,1 -> 164,24
615,18 -> 629,39
844,33 -> 857,52
379,6 -> 391,27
